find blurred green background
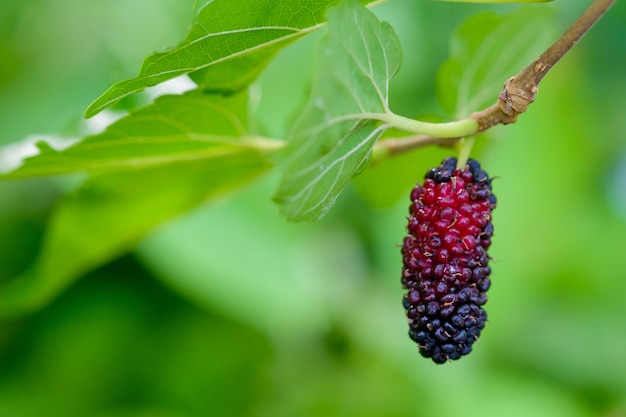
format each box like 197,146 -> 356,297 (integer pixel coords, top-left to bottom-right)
1,0 -> 626,416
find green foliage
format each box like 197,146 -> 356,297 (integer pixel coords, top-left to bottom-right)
273,0 -> 402,221
85,0 -> 381,118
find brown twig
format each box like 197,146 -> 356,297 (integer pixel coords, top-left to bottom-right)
378,0 -> 616,156
472,0 -> 616,132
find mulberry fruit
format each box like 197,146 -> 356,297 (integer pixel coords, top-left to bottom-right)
401,157 -> 496,364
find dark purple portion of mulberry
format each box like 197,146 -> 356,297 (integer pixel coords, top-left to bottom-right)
401,157 -> 496,364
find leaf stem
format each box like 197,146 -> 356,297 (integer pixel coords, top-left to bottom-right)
374,112 -> 478,138
244,136 -> 286,153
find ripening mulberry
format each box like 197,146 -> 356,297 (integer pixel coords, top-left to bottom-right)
401,157 -> 496,364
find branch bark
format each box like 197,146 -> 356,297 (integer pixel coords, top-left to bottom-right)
378,0 -> 616,156
472,0 -> 616,131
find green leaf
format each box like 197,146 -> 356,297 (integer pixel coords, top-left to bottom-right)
0,88 -> 276,315
84,0 -> 382,118
273,0 -> 402,222
436,6 -> 557,117
2,90 -> 277,179
0,152 -> 271,316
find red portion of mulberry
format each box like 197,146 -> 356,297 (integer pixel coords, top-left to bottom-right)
401,157 -> 496,364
